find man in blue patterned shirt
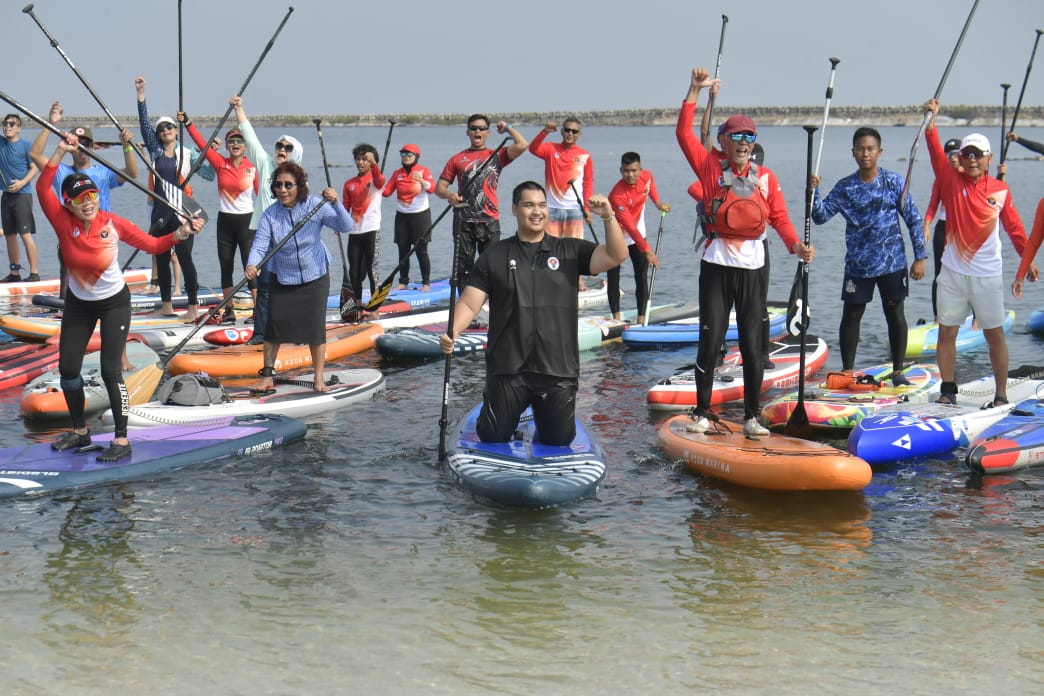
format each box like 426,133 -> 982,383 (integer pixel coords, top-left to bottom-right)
811,127 -> 926,386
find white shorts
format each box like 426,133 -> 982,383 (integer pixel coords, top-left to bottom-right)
936,266 -> 1007,329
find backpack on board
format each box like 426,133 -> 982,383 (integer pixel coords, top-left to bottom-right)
156,373 -> 230,406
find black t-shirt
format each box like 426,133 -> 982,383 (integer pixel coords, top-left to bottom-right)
467,233 -> 596,377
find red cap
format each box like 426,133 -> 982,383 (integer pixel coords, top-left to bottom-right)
718,114 -> 758,135
400,143 -> 421,156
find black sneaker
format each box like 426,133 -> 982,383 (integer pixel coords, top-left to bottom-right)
891,372 -> 913,387
1,273 -> 22,283
97,442 -> 132,462
52,430 -> 92,451
25,273 -> 40,282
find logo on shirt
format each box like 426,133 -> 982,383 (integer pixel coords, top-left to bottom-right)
547,256 -> 560,271
100,230 -> 110,239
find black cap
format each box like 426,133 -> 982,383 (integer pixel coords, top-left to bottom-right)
944,138 -> 962,154
61,172 -> 98,200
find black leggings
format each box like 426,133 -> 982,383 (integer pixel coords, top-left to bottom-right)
840,300 -> 908,372
151,211 -> 198,305
59,286 -> 132,438
607,245 -> 650,315
931,218 -> 946,317
394,209 -> 431,286
695,261 -> 764,420
216,211 -> 255,290
347,230 -> 377,300
478,372 -> 578,446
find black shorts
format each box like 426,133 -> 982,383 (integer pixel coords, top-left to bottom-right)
841,267 -> 908,305
1,193 -> 36,236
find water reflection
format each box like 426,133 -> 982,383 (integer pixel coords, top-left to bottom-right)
42,487 -> 141,652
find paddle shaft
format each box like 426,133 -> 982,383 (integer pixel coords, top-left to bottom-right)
898,0 -> 981,210
160,197 -> 328,365
373,120 -> 396,278
22,3 -> 184,199
1001,29 -> 1043,163
367,138 -> 508,311
999,83 -> 1012,178
178,0 -> 185,153
437,213 -> 465,461
0,88 -> 202,223
642,211 -> 667,326
180,6 -> 296,187
313,120 -> 350,269
813,58 -> 841,179
785,125 -> 818,437
703,14 -> 729,143
569,180 -> 600,245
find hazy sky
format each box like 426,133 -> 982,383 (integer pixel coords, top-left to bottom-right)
4,0 -> 1042,119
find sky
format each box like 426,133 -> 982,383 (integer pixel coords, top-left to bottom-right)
3,0 -> 1042,119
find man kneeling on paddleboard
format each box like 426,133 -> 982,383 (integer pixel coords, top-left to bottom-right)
440,181 -> 628,445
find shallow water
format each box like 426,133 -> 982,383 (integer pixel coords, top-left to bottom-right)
1,124 -> 1042,694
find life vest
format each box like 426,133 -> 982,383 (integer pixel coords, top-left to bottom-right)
700,160 -> 768,240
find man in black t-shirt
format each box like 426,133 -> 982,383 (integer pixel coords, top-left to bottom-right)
440,181 -> 628,445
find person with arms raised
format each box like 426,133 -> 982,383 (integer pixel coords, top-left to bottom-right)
435,114 -> 528,287
341,143 -> 384,317
37,134 -> 203,462
440,181 -> 628,445
922,99 -> 1037,407
382,143 -> 435,292
676,67 -> 814,437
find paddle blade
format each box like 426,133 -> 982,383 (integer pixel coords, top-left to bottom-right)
785,265 -> 810,337
340,284 -> 362,323
784,403 -> 811,439
365,283 -> 391,311
125,363 -> 163,406
158,179 -> 208,223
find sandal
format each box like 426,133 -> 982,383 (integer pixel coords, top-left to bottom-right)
991,396 -> 1009,408
936,381 -> 958,405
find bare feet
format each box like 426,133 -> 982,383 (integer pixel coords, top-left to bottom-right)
421,284 -> 431,292
313,373 -> 327,393
396,284 -> 408,291
183,305 -> 199,322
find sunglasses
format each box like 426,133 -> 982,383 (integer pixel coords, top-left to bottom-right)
2,120 -> 19,127
67,190 -> 99,206
960,148 -> 987,160
156,123 -> 176,132
467,124 -> 489,132
728,133 -> 757,144
275,141 -> 294,152
272,180 -> 296,190
79,140 -> 94,149
561,127 -> 580,135
400,151 -> 416,157
227,137 -> 245,146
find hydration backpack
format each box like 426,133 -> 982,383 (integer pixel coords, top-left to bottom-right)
700,161 -> 769,240
156,373 -> 229,406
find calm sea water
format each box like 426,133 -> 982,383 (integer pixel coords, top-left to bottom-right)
2,123 -> 1042,695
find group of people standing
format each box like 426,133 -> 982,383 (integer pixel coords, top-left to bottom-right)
4,65 -> 1043,458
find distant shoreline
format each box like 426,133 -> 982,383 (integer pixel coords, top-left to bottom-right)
61,105 -> 1044,129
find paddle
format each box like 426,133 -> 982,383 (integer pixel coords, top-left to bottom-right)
313,118 -> 357,322
642,210 -> 667,326
568,180 -> 600,244
1001,29 -> 1043,165
999,82 -> 1011,177
179,6 -> 296,187
0,89 -> 206,224
898,0 -> 981,210
437,211 -> 464,461
178,0 -> 185,159
374,119 -> 396,280
784,125 -> 818,439
786,57 -> 838,338
22,3 -> 206,230
365,137 -> 508,311
703,14 -> 729,148
131,197 -> 331,404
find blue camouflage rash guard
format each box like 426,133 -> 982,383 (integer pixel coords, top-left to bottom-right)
812,168 -> 925,278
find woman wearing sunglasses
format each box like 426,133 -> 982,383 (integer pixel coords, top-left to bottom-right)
135,76 -> 214,321
180,111 -> 257,324
36,134 -> 204,462
245,162 -> 353,393
382,144 -> 435,292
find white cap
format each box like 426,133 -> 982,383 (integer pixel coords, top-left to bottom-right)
959,133 -> 991,154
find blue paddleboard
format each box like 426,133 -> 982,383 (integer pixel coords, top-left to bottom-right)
445,404 -> 606,509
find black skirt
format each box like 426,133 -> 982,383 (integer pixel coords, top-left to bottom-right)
267,273 -> 330,344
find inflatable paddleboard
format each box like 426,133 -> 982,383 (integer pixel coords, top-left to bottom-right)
966,396 -> 1044,474
621,302 -> 788,349
647,334 -> 829,410
658,413 -> 872,491
106,368 -> 385,428
445,404 -> 607,509
0,414 -> 307,499
760,363 -> 940,431
906,311 -> 1014,358
0,268 -> 150,297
